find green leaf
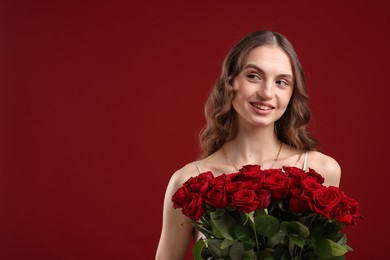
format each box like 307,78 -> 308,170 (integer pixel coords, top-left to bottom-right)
314,238 -> 347,258
207,239 -> 229,258
234,224 -> 253,242
191,222 -> 213,238
210,209 -> 237,240
192,239 -> 206,260
210,220 -> 223,239
314,238 -> 332,259
281,221 -> 310,242
243,248 -> 257,259
243,239 -> 256,250
337,233 -> 347,245
221,239 -> 236,250
255,214 -> 280,237
292,221 -> 310,238
280,221 -> 299,235
268,231 -> 286,248
334,234 -> 353,252
342,244 -> 353,252
328,239 -> 348,256
229,242 -> 245,260
288,234 -> 305,248
272,243 -> 288,259
207,239 -> 221,259
256,208 -> 268,216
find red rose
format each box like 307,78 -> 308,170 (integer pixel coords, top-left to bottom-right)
264,169 -> 292,201
231,189 -> 259,213
306,168 -> 325,184
344,196 -> 361,223
181,192 -> 205,221
308,186 -> 343,218
226,181 -> 242,198
239,165 -> 262,175
243,180 -> 263,192
332,195 -> 362,225
228,173 -> 245,183
301,178 -> 322,192
184,171 -> 214,194
226,172 -> 241,182
205,186 -> 228,208
289,195 -> 309,213
210,174 -> 228,188
289,186 -> 304,197
226,170 -> 258,196
230,166 -> 265,183
172,186 -> 188,209
226,169 -> 264,201
288,185 -> 309,213
255,188 -> 271,210
264,168 -> 283,177
284,166 -> 307,181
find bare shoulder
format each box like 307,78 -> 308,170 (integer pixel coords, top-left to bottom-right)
168,162 -> 200,190
306,151 -> 341,187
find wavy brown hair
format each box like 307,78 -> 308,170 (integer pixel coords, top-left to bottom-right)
199,30 -> 317,158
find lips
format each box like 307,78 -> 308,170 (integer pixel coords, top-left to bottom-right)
250,102 -> 275,111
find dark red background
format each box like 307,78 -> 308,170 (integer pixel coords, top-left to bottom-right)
1,1 -> 388,259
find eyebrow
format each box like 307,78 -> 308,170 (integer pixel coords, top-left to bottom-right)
243,64 -> 293,80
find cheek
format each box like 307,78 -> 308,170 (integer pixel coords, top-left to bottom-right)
232,87 -> 250,101
280,90 -> 293,107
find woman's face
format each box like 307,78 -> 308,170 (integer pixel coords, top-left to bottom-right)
231,45 -> 294,129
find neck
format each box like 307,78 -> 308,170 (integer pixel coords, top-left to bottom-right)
223,123 -> 281,167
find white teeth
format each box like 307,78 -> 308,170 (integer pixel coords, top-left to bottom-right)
252,103 -> 271,110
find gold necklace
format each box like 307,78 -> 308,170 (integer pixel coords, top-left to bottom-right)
221,142 -> 283,171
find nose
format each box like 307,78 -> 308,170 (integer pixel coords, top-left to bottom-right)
256,81 -> 274,100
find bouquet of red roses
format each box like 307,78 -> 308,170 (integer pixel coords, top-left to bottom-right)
172,165 -> 361,260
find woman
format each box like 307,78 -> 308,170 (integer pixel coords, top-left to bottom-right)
155,30 -> 341,260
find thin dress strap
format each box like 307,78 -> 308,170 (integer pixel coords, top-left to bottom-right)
192,162 -> 201,173
302,152 -> 308,171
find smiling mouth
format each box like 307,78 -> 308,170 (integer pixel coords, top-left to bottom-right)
250,102 -> 274,111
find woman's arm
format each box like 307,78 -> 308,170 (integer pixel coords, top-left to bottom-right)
155,165 -> 196,260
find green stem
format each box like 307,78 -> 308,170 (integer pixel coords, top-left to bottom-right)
251,219 -> 261,258
307,214 -> 316,229
298,214 -> 318,259
324,220 -> 329,228
298,243 -> 304,259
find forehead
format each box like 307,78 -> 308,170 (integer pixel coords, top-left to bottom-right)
243,45 -> 293,75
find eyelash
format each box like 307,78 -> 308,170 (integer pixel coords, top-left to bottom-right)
247,73 -> 261,80
276,80 -> 289,86
247,73 -> 289,86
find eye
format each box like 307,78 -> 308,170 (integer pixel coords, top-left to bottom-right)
275,79 -> 289,86
246,73 -> 261,81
